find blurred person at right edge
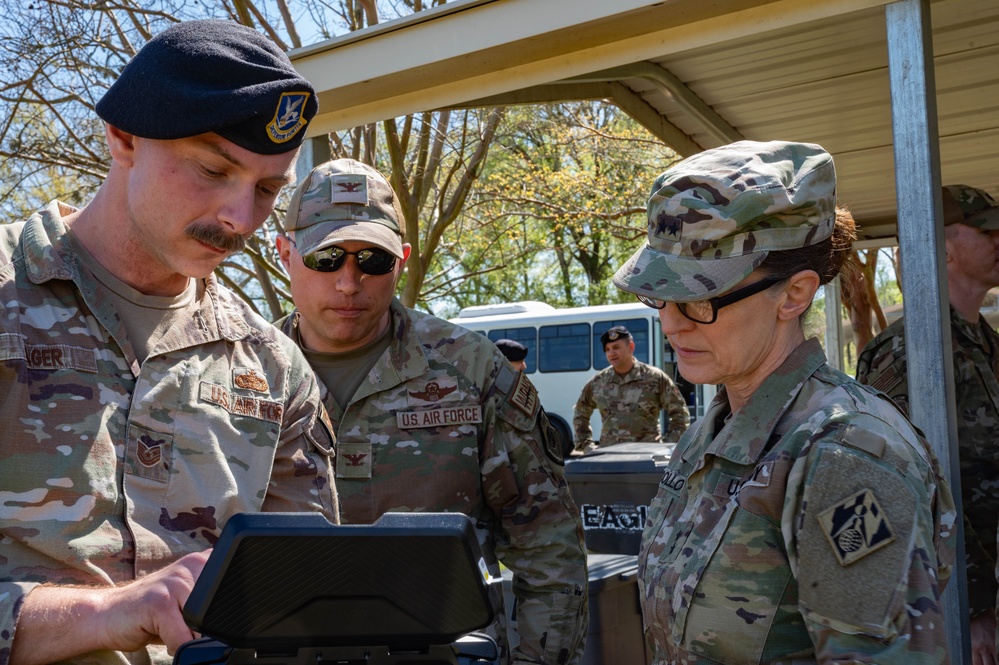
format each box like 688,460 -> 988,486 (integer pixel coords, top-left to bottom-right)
612,139 -> 956,663
857,184 -> 999,665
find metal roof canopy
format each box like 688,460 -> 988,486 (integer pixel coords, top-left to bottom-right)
292,1 -> 981,659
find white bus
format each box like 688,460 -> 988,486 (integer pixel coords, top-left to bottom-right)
449,301 -> 716,451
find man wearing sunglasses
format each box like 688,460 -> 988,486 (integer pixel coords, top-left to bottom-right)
0,21 -> 337,663
572,325 -> 688,453
276,158 -> 588,665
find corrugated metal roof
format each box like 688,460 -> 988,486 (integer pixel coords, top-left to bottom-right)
290,0 -> 999,241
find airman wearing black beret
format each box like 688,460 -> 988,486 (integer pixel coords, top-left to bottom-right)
96,19 -> 317,154
600,325 -> 632,349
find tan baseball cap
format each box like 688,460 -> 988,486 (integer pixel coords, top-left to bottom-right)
285,158 -> 405,258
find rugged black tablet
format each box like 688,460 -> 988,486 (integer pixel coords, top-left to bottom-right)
179,512 -> 502,652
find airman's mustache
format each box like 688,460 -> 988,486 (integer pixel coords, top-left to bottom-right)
186,223 -> 246,254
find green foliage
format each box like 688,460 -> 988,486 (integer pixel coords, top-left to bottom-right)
0,2 -> 683,321
430,103 -> 679,317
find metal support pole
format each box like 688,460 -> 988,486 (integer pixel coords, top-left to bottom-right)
823,277 -> 843,372
296,134 -> 332,182
885,1 -> 968,662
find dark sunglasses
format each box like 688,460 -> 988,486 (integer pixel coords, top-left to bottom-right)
636,276 -> 783,324
302,246 -> 397,275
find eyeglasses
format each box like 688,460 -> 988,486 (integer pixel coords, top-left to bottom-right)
301,246 -> 397,275
636,276 -> 783,324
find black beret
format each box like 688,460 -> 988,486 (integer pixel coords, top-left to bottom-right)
494,339 -> 528,362
600,325 -> 632,347
96,19 -> 317,155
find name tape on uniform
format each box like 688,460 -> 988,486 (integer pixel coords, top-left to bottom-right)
0,335 -> 98,373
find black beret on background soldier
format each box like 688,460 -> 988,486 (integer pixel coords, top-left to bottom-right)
0,19 -> 336,664
614,139 -> 956,664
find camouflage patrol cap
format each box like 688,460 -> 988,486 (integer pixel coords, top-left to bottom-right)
613,140 -> 837,302
941,184 -> 999,230
285,158 -> 405,259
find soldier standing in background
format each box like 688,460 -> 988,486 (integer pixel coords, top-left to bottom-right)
275,158 -> 588,665
857,184 -> 999,665
0,20 -> 337,663
572,325 -> 688,451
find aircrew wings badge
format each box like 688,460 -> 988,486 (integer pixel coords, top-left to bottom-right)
818,489 -> 895,566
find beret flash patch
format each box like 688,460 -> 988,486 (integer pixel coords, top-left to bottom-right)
818,489 -> 895,566
267,91 -> 310,144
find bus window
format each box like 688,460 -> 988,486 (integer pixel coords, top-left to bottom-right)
592,318 -> 650,369
539,323 -> 590,372
486,327 -> 537,373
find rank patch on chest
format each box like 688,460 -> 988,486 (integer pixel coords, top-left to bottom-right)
818,489 -> 895,566
337,441 -> 373,479
136,434 -> 165,467
397,405 -> 483,429
233,368 -> 269,393
199,382 -> 284,423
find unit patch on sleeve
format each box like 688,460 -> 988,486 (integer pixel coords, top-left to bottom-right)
818,489 -> 895,566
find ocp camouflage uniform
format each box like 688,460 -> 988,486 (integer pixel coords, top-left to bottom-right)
640,339 -> 956,664
573,361 -> 688,448
279,300 -> 588,665
0,202 -> 338,665
857,307 -> 999,618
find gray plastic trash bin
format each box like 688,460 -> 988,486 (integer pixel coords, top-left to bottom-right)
564,442 -> 672,555
500,553 -> 651,665
581,553 -> 652,665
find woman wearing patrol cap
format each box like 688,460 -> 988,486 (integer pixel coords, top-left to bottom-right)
613,140 -> 956,663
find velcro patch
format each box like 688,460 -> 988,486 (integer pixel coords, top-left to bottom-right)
407,379 -> 461,405
508,371 -> 540,419
125,423 -> 172,483
711,462 -> 773,500
232,368 -> 269,393
330,174 -> 369,205
818,489 -> 895,566
0,333 -> 98,373
397,405 -> 483,429
199,382 -> 284,424
868,365 -> 902,394
841,425 -> 886,459
336,441 -> 372,479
